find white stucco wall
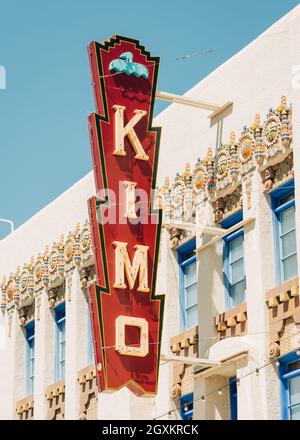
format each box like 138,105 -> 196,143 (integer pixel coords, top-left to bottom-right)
0,4 -> 300,420
0,172 -> 94,275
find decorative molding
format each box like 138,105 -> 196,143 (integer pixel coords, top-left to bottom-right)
45,381 -> 65,420
158,96 -> 293,228
78,365 -> 98,420
266,277 -> 300,359
239,126 -> 256,170
169,326 -> 198,398
262,152 -> 294,193
0,221 -> 95,329
214,303 -> 248,340
109,52 -> 149,79
193,159 -> 208,194
160,162 -> 196,225
212,185 -> 242,223
159,163 -> 196,247
16,396 -> 34,420
244,173 -> 253,210
167,228 -> 195,250
79,266 -> 96,289
47,283 -> 65,309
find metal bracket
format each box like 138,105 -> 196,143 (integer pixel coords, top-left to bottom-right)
196,217 -> 255,253
163,220 -> 225,236
161,350 -> 248,370
156,90 -> 232,118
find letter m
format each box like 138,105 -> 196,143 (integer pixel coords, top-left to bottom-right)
113,242 -> 150,292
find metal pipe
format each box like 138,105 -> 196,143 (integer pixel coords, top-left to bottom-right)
0,218 -> 14,234
196,217 -> 255,253
156,90 -> 220,111
163,220 -> 225,236
160,353 -> 220,366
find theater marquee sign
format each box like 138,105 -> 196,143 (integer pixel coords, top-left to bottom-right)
87,35 -> 164,396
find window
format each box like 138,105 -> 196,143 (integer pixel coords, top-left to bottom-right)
25,322 -> 35,395
87,306 -> 94,364
280,351 -> 300,420
222,213 -> 246,310
229,377 -> 238,420
178,239 -> 197,331
271,181 -> 298,284
180,393 -> 193,420
55,303 -> 66,381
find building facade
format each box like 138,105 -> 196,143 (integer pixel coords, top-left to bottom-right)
1,6 -> 300,420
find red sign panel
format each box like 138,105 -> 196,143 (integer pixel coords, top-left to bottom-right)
87,35 -> 164,396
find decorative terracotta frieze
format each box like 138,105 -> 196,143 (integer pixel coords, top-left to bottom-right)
15,396 -> 34,420
170,326 -> 198,398
79,266 -> 96,290
77,365 -> 98,420
47,283 -> 65,309
266,277 -> 300,359
0,221 -> 95,330
214,303 -> 248,340
262,152 -> 294,193
212,186 -> 242,223
159,96 -> 293,229
45,380 -> 65,420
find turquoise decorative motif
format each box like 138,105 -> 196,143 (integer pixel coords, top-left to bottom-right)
109,52 -> 149,79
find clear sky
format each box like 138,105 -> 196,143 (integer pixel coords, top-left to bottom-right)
0,0 -> 299,238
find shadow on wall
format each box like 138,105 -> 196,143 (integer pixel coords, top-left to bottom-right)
198,240 -> 224,358
210,103 -> 234,151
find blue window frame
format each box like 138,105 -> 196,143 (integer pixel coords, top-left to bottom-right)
87,306 -> 94,364
55,303 -> 66,381
271,180 -> 298,284
178,238 -> 197,331
222,212 -> 246,310
25,321 -> 35,395
229,377 -> 238,420
279,350 -> 300,420
180,392 -> 193,420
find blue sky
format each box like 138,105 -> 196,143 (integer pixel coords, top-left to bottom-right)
0,0 -> 299,238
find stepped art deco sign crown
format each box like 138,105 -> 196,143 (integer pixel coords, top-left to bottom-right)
87,35 -> 164,396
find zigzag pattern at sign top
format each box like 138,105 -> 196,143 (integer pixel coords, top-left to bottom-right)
159,96 -> 293,225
